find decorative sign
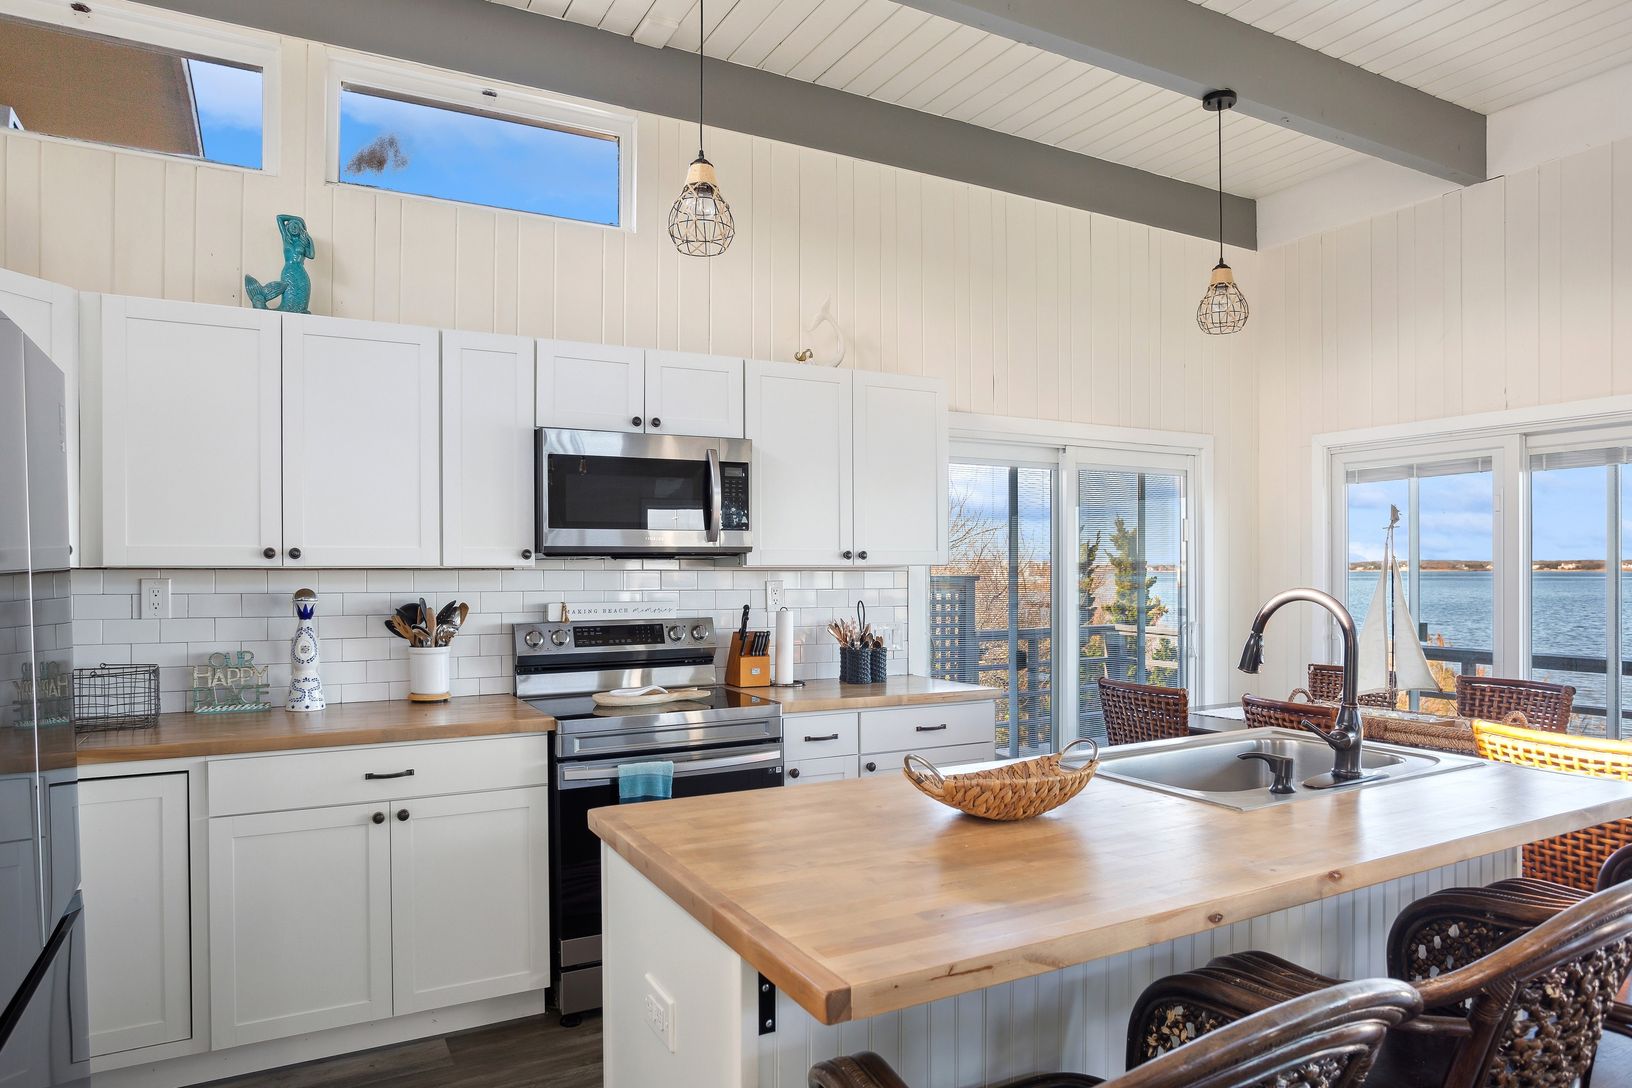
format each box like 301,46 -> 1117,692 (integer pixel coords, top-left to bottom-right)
551,598 -> 679,622
13,660 -> 70,726
191,650 -> 272,714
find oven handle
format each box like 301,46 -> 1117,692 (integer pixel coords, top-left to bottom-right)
559,746 -> 782,786
706,447 -> 722,543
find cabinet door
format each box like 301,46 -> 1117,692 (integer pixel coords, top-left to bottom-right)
208,803 -> 392,1048
78,774 -> 190,1056
96,296 -> 282,567
786,756 -> 857,786
442,332 -> 536,567
852,371 -> 948,566
644,351 -> 744,438
283,315 -> 440,567
0,270 -> 78,566
860,742 -> 994,778
389,787 -> 549,1014
745,362 -> 852,567
536,340 -> 644,432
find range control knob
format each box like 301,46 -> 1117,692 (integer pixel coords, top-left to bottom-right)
549,629 -> 569,647
523,629 -> 544,649
667,624 -> 684,642
691,624 -> 708,641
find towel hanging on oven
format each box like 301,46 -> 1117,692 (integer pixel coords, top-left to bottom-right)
617,760 -> 674,803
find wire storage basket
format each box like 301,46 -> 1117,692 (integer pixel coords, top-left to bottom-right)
73,663 -> 160,733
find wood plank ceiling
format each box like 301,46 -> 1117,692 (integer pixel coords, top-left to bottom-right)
490,0 -> 1632,198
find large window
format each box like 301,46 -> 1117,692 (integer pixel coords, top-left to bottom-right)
328,57 -> 633,227
0,8 -> 268,169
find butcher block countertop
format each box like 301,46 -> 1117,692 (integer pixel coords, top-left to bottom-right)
736,675 -> 998,713
76,695 -> 554,764
591,758 -> 1632,1026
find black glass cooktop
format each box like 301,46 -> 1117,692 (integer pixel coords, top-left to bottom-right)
530,686 -> 775,724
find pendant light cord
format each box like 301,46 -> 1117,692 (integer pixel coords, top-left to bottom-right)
696,0 -> 706,160
1216,104 -> 1224,265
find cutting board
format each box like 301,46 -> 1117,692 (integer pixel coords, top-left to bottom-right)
591,687 -> 711,708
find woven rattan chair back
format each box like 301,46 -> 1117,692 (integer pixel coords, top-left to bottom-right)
811,980 -> 1420,1088
1302,664 -> 1396,709
1099,678 -> 1189,746
1242,694 -> 1338,733
1410,881 -> 1632,1088
1456,674 -> 1575,733
1474,719 -> 1632,890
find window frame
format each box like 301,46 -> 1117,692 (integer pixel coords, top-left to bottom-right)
322,51 -> 637,230
0,0 -> 279,174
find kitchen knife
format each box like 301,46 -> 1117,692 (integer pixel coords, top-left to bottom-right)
738,603 -> 751,652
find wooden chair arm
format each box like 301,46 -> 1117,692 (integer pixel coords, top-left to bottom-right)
996,1076 -> 1106,1087
1390,1012 -> 1476,1039
809,1053 -> 913,1088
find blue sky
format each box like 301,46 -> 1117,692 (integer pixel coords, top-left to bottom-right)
189,59 -> 262,169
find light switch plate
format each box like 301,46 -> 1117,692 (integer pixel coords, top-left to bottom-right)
140,578 -> 171,619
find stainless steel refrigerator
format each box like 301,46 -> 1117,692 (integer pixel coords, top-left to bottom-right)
0,311 -> 89,1086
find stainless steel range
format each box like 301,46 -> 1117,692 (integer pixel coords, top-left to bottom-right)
514,615 -> 783,1023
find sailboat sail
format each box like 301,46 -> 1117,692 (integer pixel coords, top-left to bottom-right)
1388,563 -> 1441,692
1355,567 -> 1391,695
1355,561 -> 1441,695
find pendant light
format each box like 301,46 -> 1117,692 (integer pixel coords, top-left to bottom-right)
1196,89 -> 1248,335
668,0 -> 735,257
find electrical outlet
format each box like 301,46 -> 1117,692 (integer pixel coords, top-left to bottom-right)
643,974 -> 676,1052
766,579 -> 785,612
140,578 -> 171,620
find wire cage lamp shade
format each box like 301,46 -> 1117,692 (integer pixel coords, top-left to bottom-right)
1197,89 -> 1247,335
669,156 -> 735,257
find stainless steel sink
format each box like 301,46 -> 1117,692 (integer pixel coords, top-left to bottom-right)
1093,727 -> 1484,811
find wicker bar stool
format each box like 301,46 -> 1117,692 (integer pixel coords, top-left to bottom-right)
1125,882 -> 1632,1088
1295,663 -> 1396,709
808,978 -> 1421,1088
1098,678 -> 1189,746
1456,674 -> 1575,733
1241,694 -> 1337,732
1473,719 -> 1632,891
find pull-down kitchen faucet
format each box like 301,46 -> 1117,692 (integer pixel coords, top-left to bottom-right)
1239,588 -> 1384,789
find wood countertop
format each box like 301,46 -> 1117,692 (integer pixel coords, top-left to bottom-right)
592,755 -> 1632,1025
735,675 -> 998,713
76,695 -> 554,764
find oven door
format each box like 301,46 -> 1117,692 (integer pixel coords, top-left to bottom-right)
536,429 -> 752,556
551,745 -> 782,972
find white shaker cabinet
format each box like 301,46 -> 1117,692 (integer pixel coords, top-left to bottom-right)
851,371 -> 948,566
389,786 -> 549,1014
92,296 -> 283,567
644,351 -> 744,438
0,269 -> 78,565
442,332 -> 536,567
536,341 -> 645,433
78,774 -> 191,1057
745,362 -> 853,567
208,802 -> 394,1049
282,315 -> 441,567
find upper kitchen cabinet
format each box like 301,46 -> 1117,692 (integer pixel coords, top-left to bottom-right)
536,341 -> 644,433
442,332 -> 535,568
745,362 -> 852,567
746,364 -> 946,567
538,341 -> 744,438
851,372 -> 948,566
89,296 -> 283,568
0,270 -> 78,564
283,315 -> 441,568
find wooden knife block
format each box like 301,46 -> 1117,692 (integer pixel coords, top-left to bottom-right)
726,636 -> 771,687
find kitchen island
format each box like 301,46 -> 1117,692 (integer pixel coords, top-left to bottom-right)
591,744 -> 1632,1088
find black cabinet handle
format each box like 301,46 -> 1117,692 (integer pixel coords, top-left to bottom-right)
842,550 -> 854,560
397,808 -> 410,821
650,417 -> 661,429
858,550 -> 869,561
371,812 -> 385,824
865,761 -> 877,772
803,733 -> 840,742
788,768 -> 801,779
364,769 -> 415,780
631,416 -> 643,427
522,548 -> 533,560
288,547 -> 302,560
915,724 -> 948,733
262,547 -> 276,559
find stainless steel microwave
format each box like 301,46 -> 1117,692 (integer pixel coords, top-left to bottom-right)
535,429 -> 753,557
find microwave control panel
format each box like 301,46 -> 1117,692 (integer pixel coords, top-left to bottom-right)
721,463 -> 750,530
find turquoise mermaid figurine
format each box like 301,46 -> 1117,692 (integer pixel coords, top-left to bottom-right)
244,214 -> 314,313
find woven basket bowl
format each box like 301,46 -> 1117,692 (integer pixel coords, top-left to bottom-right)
902,737 -> 1100,821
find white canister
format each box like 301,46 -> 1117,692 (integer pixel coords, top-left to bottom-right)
407,646 -> 451,702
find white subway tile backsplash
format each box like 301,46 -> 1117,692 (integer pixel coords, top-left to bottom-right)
102,618 -> 162,644
214,618 -> 270,641
74,594 -> 133,620
316,570 -> 368,593
367,571 -> 418,592
159,618 -> 214,642
458,571 -> 504,591
189,594 -> 245,618
214,571 -> 269,592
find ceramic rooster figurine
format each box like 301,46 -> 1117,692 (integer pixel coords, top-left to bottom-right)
245,213 -> 314,313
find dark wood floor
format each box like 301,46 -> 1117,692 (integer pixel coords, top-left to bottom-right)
203,1014 -> 601,1088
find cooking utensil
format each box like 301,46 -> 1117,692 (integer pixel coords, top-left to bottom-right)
436,600 -> 460,627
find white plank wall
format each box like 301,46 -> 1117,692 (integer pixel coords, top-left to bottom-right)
1253,137 -> 1632,696
753,850 -> 1518,1087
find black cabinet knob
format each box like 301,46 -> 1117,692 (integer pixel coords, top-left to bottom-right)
263,547 -> 276,559
522,549 -> 533,560
372,812 -> 385,824
864,761 -> 877,773
842,550 -> 854,560
631,416 -> 643,427
396,808 -> 410,821
788,767 -> 800,779
650,417 -> 661,429
288,547 -> 302,560
858,550 -> 869,561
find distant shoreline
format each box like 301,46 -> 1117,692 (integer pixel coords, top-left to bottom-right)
1349,563 -> 1632,573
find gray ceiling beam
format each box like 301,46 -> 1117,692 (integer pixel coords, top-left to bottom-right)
892,0 -> 1487,186
142,0 -> 1257,248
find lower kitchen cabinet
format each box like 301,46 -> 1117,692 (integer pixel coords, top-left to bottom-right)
785,755 -> 857,785
782,699 -> 999,782
208,802 -> 393,1049
79,774 -> 192,1057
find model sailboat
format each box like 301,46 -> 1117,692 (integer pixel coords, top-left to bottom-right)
1355,505 -> 1442,700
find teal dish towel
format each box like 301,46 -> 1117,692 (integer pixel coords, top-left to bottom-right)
618,761 -> 674,803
